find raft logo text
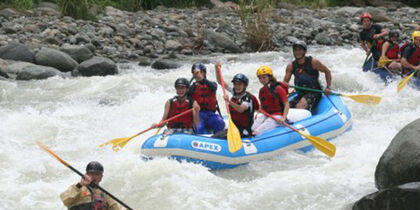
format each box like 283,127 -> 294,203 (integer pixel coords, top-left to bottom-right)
191,141 -> 222,152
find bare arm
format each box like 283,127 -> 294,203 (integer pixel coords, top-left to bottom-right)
361,40 -> 369,53
192,101 -> 200,129
283,101 -> 290,121
283,63 -> 293,83
381,41 -> 390,57
374,28 -> 388,40
227,97 -> 248,113
401,57 -> 420,70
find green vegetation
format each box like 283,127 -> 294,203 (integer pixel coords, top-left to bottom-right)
238,0 -> 274,51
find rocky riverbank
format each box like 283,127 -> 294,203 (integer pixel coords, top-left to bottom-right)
1,2 -> 420,80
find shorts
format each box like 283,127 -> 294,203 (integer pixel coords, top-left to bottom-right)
290,91 -> 322,112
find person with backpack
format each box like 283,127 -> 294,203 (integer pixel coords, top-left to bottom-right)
283,40 -> 332,112
401,31 -> 420,76
378,30 -> 405,72
214,63 -> 259,137
188,63 -> 225,134
154,78 -> 200,135
252,65 -> 290,136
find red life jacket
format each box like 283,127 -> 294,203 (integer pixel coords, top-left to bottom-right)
191,82 -> 217,111
167,97 -> 194,129
407,44 -> 420,66
385,42 -> 400,59
259,82 -> 288,115
229,92 -> 259,130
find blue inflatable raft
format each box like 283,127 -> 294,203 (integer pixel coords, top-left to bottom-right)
141,94 -> 352,170
363,57 -> 420,89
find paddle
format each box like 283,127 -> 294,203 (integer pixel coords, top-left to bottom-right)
100,108 -> 193,151
362,52 -> 371,70
216,65 -> 242,153
36,142 -> 134,210
258,110 -> 336,157
397,70 -> 418,92
290,85 -> 381,105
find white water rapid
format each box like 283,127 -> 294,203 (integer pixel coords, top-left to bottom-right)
1,47 -> 419,210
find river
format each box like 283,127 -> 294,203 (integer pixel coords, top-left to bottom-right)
1,46 -> 419,210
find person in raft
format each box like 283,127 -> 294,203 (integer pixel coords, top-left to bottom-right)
214,62 -> 259,137
283,40 -> 332,112
188,63 -> 225,134
252,65 -> 290,136
154,78 -> 200,135
60,161 -> 123,210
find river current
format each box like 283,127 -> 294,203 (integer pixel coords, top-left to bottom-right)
1,47 -> 419,210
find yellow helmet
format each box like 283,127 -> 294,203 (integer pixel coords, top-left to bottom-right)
412,31 -> 420,42
256,66 -> 273,77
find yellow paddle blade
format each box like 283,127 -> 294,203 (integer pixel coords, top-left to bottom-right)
341,94 -> 381,105
99,136 -> 134,152
397,71 -> 416,92
378,56 -> 392,68
227,116 -> 242,153
297,131 -> 336,157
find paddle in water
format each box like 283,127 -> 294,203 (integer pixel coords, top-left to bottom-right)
397,70 -> 418,92
100,108 -> 193,151
36,142 -> 134,210
258,109 -> 336,157
216,65 -> 242,153
291,85 -> 381,105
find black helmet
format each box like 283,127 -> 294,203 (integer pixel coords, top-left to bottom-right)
293,40 -> 307,51
191,63 -> 206,73
231,73 -> 249,86
389,30 -> 399,38
174,78 -> 189,88
86,161 -> 104,173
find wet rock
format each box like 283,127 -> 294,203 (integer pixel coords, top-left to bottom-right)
204,30 -> 242,53
315,32 -> 332,45
0,66 -> 9,79
35,47 -> 78,72
151,59 -> 182,70
0,43 -> 35,63
77,56 -> 118,76
16,64 -> 63,80
137,57 -> 151,66
59,44 -> 93,63
0,8 -> 20,18
165,40 -> 182,51
375,118 -> 420,190
353,182 -> 420,210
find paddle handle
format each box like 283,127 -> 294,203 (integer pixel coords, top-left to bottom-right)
216,66 -> 231,115
37,142 -> 134,210
291,85 -> 340,96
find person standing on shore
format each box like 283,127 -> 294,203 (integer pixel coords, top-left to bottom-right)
60,161 -> 123,210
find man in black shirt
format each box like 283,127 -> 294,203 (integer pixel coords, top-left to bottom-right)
359,13 -> 388,62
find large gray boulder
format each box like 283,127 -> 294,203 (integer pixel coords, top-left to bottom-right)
0,43 -> 35,63
353,182 -> 420,210
59,44 -> 93,63
151,59 -> 182,70
204,30 -> 242,53
16,64 -> 63,80
35,48 -> 78,72
77,56 -> 118,76
375,118 -> 420,190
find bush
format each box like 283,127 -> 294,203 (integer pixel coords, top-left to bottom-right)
238,0 -> 274,51
57,0 -> 96,20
